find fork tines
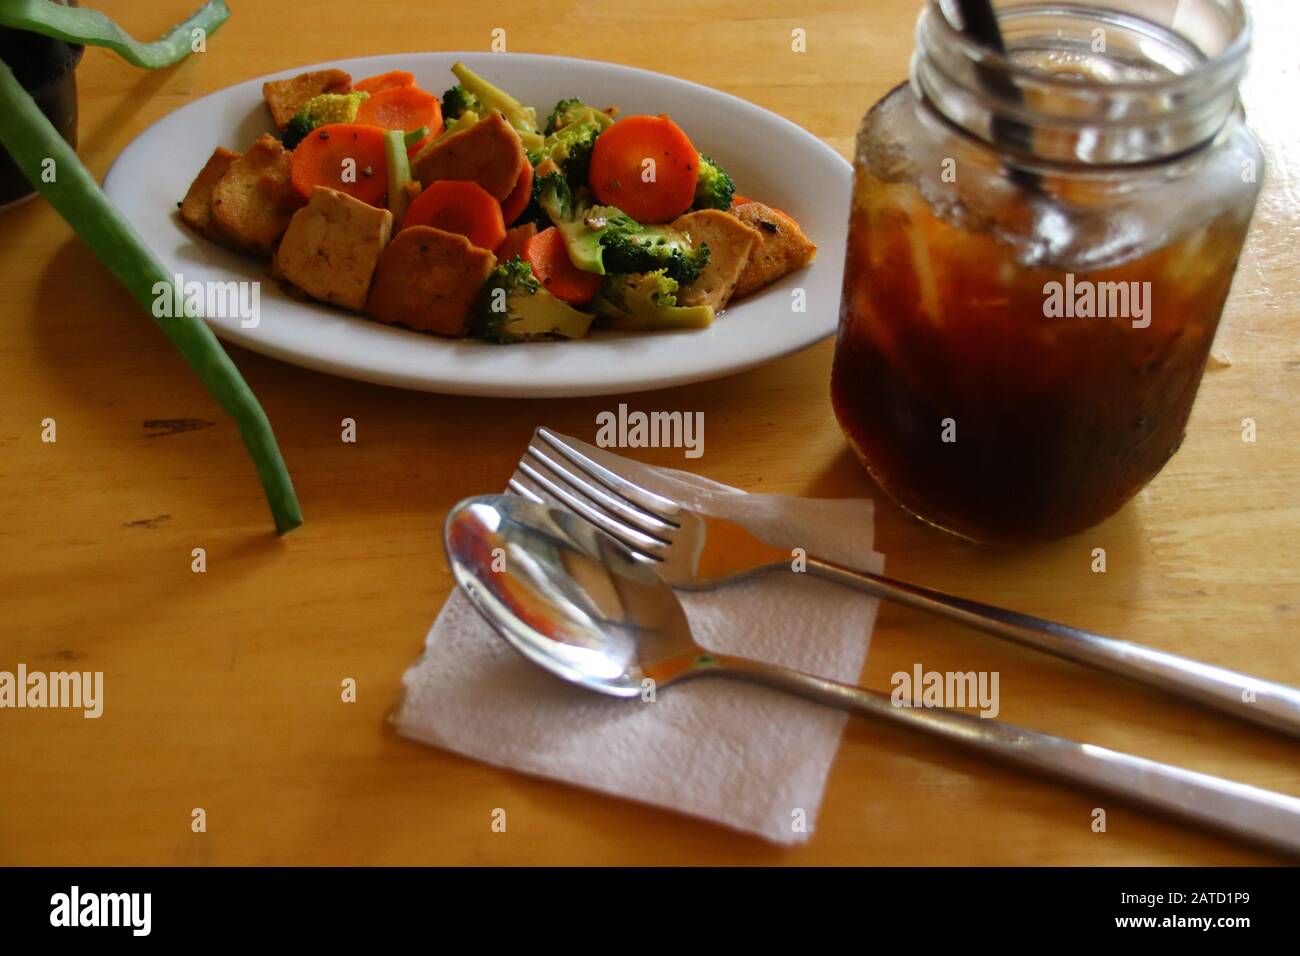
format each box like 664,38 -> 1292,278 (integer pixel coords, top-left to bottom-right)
507,428 -> 681,561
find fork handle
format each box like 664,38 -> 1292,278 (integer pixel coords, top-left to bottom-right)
705,654 -> 1300,857
805,557 -> 1300,738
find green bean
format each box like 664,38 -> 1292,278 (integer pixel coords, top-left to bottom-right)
0,0 -> 230,70
0,59 -> 302,533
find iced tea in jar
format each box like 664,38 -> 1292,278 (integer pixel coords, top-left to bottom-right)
833,0 -> 1262,545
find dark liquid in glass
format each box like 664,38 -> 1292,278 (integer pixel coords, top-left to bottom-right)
833,166 -> 1251,545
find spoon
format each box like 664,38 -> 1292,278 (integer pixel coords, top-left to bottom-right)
445,494 -> 1300,856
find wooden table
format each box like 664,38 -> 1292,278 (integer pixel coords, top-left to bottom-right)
2,0 -> 1296,866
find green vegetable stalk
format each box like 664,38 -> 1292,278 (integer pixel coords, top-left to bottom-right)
0,0 -> 230,69
0,1 -> 302,534
383,129 -> 413,223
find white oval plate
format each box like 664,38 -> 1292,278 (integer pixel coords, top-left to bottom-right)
104,52 -> 849,397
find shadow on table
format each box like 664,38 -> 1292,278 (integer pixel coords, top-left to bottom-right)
803,443 -> 1147,611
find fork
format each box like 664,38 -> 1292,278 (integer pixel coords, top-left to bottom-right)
509,427 -> 1300,738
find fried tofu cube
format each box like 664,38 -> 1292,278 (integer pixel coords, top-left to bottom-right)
411,110 -> 526,201
274,187 -> 393,312
672,209 -> 764,311
209,134 -> 302,257
263,69 -> 352,129
180,147 -> 240,241
366,226 -> 496,336
731,201 -> 817,300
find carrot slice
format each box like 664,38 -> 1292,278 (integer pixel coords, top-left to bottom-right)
403,180 -> 506,251
354,70 -> 415,94
523,226 -> 603,305
588,114 -> 699,224
356,85 -> 443,138
290,124 -> 390,207
499,161 -> 534,226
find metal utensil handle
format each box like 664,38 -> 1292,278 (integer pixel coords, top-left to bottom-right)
710,654 -> 1300,857
806,556 -> 1300,738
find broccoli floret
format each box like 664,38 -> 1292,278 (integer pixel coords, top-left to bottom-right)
544,98 -> 585,135
449,61 -> 543,152
441,85 -> 481,121
602,226 -> 709,285
692,155 -> 736,211
282,91 -> 368,150
541,104 -> 613,186
283,116 -> 313,151
544,98 -> 614,136
479,255 -> 537,298
546,122 -> 601,188
535,172 -> 577,221
534,173 -> 709,282
472,257 -> 594,343
592,271 -> 715,332
535,173 -> 612,273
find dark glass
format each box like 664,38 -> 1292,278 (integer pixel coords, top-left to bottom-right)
833,0 -> 1262,545
0,16 -> 83,208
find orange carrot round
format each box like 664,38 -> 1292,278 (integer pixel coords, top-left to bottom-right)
588,114 -> 699,224
523,227 -> 603,305
356,85 -> 443,138
354,70 -> 416,94
290,124 -> 390,207
499,162 -> 534,226
403,180 -> 506,251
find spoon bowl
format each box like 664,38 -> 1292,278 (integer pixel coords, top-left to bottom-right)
445,494 -> 708,698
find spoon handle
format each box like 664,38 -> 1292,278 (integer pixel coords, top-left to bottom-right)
804,556 -> 1300,738
708,654 -> 1300,857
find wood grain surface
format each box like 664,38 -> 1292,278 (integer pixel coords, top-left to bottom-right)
1,0 -> 1296,865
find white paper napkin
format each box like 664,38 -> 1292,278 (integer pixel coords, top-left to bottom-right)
393,433 -> 884,844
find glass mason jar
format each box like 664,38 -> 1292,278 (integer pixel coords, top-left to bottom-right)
0,1 -> 82,210
833,0 -> 1262,545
